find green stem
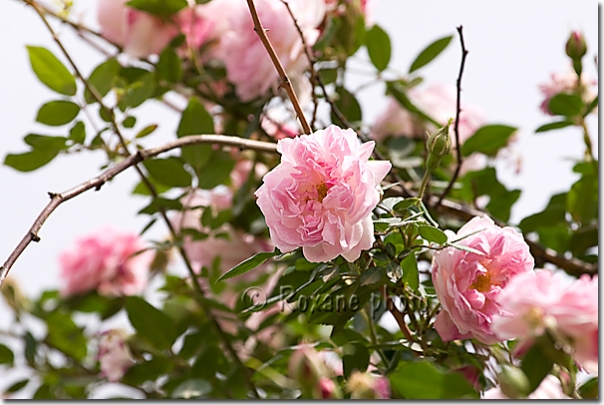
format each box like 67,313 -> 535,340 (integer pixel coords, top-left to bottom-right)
361,308 -> 390,370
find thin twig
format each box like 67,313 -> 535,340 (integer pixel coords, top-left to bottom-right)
0,134 -> 276,288
245,0 -> 311,134
437,26 -> 468,207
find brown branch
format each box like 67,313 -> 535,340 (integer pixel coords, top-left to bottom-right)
0,134 -> 277,289
437,25 -> 468,207
245,0 -> 311,134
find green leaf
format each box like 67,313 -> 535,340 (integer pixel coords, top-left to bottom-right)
520,343 -> 553,395
547,93 -> 583,117
118,73 -> 155,110
172,378 -> 212,399
535,119 -> 574,133
4,149 -> 61,172
389,361 -> 479,399
138,197 -> 183,215
519,193 -> 567,233
69,121 -> 86,144
0,344 -> 14,365
460,167 -> 520,222
5,379 -> 28,394
332,86 -> 362,125
177,97 -> 215,172
461,124 -> 517,157
35,100 -> 80,126
46,311 -> 88,362
27,46 -> 76,96
143,157 -> 192,188
218,249 -> 277,282
157,47 -> 183,84
127,0 -> 188,16
319,68 -> 337,85
578,377 -> 598,399
122,356 -> 172,385
85,58 -> 120,103
366,25 -> 391,72
401,254 -> 418,291
567,173 -> 598,224
125,296 -> 177,351
24,332 -> 36,367
386,81 -> 440,126
196,151 -> 235,190
123,116 -> 137,128
418,225 -> 448,244
408,35 -> 453,73
24,134 -> 68,150
135,124 -> 158,139
342,342 -> 370,379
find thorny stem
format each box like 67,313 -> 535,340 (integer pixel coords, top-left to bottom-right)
245,0 -> 311,134
436,26 -> 468,208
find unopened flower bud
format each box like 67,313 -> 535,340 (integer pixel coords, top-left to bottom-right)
97,329 -> 134,382
288,344 -> 328,389
1,278 -> 28,315
426,119 -> 453,170
346,371 -> 390,399
566,31 -> 587,60
499,365 -> 530,399
318,377 -> 338,399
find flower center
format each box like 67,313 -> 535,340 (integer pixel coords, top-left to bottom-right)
470,272 -> 492,292
316,182 -> 329,203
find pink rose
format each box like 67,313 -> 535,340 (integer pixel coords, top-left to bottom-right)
59,226 -> 152,297
255,125 -> 391,262
97,0 -> 179,58
482,375 -> 570,399
97,330 -> 134,382
538,69 -> 597,115
175,6 -> 215,52
204,0 -> 325,102
431,215 -> 534,344
492,270 -> 598,374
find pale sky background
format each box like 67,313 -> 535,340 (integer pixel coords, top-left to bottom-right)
0,0 -> 599,398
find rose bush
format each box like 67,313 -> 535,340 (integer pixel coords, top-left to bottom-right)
0,0 -> 597,400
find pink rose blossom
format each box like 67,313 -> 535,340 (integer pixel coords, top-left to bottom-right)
482,375 -> 570,399
97,330 -> 134,382
97,0 -> 178,58
255,125 -> 391,262
431,215 -> 534,344
175,6 -> 215,51
538,69 -> 597,115
59,226 -> 152,297
492,270 -> 598,374
203,0 -> 325,102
